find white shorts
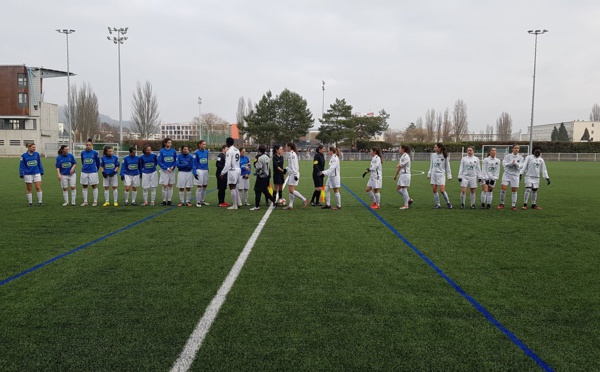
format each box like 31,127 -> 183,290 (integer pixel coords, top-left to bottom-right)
142,172 -> 158,189
123,174 -> 140,187
501,173 -> 520,188
60,174 -> 77,188
398,174 -> 411,187
326,176 -> 340,189
160,169 -> 176,186
227,169 -> 241,185
288,174 -> 300,186
429,173 -> 446,186
81,172 -> 99,186
194,169 -> 209,186
460,176 -> 478,188
103,175 -> 118,188
367,177 -> 382,189
524,176 -> 540,189
23,174 -> 42,183
237,175 -> 250,189
177,171 -> 193,188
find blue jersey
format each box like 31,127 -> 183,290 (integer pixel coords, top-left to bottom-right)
80,149 -> 100,174
20,151 -> 44,176
193,149 -> 209,171
101,155 -> 120,176
176,153 -> 193,172
140,153 -> 158,174
120,155 -> 141,176
240,155 -> 251,176
56,153 -> 76,176
158,148 -> 177,171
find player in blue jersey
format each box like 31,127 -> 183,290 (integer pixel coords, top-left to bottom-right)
19,142 -> 44,206
100,146 -> 120,207
140,145 -> 159,206
80,139 -> 100,206
55,145 -> 77,206
176,145 -> 194,206
193,140 -> 210,207
237,147 -> 251,206
120,147 -> 141,206
158,138 -> 177,206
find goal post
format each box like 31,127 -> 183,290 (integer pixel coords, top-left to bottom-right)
481,144 -> 529,160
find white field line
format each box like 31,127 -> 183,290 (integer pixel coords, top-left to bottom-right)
170,177 -> 287,372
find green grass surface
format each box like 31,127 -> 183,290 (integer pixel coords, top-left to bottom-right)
0,157 -> 599,371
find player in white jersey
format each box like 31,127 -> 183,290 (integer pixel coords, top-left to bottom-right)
427,142 -> 453,209
393,145 -> 414,209
364,147 -> 383,209
498,144 -> 524,211
283,142 -> 308,209
319,146 -> 342,210
458,146 -> 482,209
521,148 -> 550,210
220,137 -> 241,210
480,147 -> 501,209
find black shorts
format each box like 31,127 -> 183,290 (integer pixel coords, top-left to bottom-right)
273,173 -> 284,185
313,174 -> 324,188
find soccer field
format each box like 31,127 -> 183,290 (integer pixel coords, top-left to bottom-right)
0,157 -> 598,371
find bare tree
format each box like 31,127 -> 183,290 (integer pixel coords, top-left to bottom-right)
590,103 -> 600,121
68,82 -> 100,142
436,112 -> 443,142
130,80 -> 160,140
201,113 -> 230,144
384,128 -> 403,146
425,108 -> 436,142
414,117 -> 427,142
63,84 -> 77,140
452,99 -> 469,141
495,112 -> 513,142
236,97 -> 247,145
442,108 -> 453,142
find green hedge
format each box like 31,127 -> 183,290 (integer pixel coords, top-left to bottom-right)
396,141 -> 600,153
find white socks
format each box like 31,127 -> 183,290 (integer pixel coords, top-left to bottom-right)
293,190 -> 306,201
433,192 -> 440,205
375,192 -> 381,206
335,192 -> 341,208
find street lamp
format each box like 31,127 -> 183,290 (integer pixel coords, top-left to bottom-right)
107,27 -> 128,149
197,97 -> 202,140
56,29 -> 75,150
321,80 -> 325,119
527,29 -> 548,152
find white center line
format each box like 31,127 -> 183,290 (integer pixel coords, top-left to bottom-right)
171,178 -> 286,372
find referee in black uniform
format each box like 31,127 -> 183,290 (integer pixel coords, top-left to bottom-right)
310,145 -> 326,206
216,144 -> 228,206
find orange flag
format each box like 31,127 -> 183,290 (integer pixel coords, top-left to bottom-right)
320,185 -> 326,203
268,183 -> 274,196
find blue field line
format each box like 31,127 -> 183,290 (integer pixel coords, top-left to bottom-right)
0,189 -> 215,288
341,184 -> 553,372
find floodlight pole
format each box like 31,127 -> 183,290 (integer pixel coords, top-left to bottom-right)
107,27 -> 128,149
198,97 -> 202,141
56,29 -> 75,150
321,80 -> 325,119
528,29 -> 548,152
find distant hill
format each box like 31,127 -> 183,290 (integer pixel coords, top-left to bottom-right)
58,105 -> 131,129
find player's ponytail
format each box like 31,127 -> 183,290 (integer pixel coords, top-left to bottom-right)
435,142 -> 448,159
329,146 -> 341,157
371,146 -> 383,163
287,142 -> 298,154
58,144 -> 68,155
401,145 -> 411,154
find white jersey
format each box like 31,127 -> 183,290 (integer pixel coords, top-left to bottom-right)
398,153 -> 411,175
482,156 -> 501,181
368,155 -> 382,181
286,151 -> 300,177
458,155 -> 481,179
502,153 -> 524,176
221,146 -> 241,175
521,155 -> 549,179
427,153 -> 452,179
322,154 -> 340,187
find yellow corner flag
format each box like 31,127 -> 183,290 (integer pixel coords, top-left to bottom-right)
268,183 -> 274,196
320,186 -> 326,203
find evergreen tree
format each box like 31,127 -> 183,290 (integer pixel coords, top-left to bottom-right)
581,127 -> 591,141
551,126 -> 558,141
557,122 -> 570,141
317,98 -> 353,146
244,91 -> 278,146
274,89 -> 314,143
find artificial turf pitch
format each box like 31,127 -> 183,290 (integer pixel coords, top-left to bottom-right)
0,157 -> 598,371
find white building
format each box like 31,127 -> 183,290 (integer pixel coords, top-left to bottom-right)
160,122 -> 199,141
522,121 -> 598,142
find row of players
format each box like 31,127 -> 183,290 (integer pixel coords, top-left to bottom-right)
18,139 -> 549,210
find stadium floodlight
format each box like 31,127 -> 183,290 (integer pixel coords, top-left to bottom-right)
56,28 -> 75,151
527,29 -> 548,153
107,27 -> 129,149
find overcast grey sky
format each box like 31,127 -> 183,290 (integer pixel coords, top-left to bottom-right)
3,0 -> 600,134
